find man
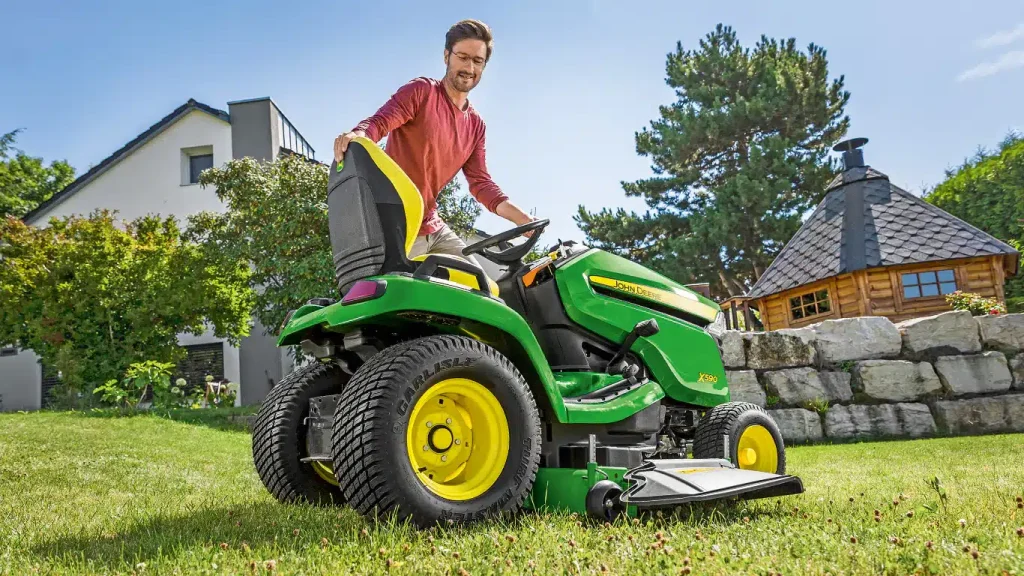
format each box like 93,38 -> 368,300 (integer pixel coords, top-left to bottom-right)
334,19 -> 536,264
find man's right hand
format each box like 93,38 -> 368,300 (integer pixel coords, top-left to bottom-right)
334,130 -> 366,162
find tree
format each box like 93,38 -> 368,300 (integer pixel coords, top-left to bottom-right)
1,129 -> 76,218
0,211 -> 254,397
436,178 -> 481,238
925,133 -> 1024,310
575,24 -> 850,299
186,155 -> 482,334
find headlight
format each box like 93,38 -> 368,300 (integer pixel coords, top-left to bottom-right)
706,311 -> 726,339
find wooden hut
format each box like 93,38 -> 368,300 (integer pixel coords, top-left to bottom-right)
745,137 -> 1019,331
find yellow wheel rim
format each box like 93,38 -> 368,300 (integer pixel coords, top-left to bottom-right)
311,461 -> 339,486
405,378 -> 509,501
737,424 -> 779,473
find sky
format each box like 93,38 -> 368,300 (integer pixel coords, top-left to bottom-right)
2,0 -> 1023,244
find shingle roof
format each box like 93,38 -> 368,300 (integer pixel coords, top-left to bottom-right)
23,99 -> 230,224
746,165 -> 1020,298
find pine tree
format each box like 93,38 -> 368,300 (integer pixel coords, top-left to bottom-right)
576,24 -> 850,298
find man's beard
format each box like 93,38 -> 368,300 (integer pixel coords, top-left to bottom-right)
446,67 -> 478,92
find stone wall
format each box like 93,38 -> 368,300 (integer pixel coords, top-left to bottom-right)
720,311 -> 1024,444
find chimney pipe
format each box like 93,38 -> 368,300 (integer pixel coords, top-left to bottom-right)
833,137 -> 868,171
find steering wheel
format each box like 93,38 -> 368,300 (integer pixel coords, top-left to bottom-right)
462,219 -> 550,264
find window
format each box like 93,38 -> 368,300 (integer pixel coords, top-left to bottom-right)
189,154 -> 213,184
0,347 -> 17,357
181,145 -> 213,185
789,288 -> 832,320
902,269 -> 957,299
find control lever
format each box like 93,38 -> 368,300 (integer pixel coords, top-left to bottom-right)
607,319 -> 659,377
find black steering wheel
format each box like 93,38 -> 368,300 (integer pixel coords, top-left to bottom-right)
462,219 -> 550,264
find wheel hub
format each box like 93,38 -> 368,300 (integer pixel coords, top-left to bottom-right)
737,424 -> 778,473
406,378 -> 509,501
428,425 -> 455,452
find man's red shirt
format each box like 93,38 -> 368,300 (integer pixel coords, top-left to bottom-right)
353,77 -> 508,236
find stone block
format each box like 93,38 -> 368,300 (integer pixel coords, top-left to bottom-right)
720,331 -> 746,369
896,311 -> 982,359
976,313 -> 1024,353
1010,354 -> 1024,390
743,331 -> 816,370
808,316 -> 902,363
726,371 -> 765,407
932,394 -> 1024,435
819,371 -> 854,403
851,360 -> 942,402
933,352 -> 1013,397
762,368 -> 831,407
823,403 -> 936,439
767,408 -> 823,444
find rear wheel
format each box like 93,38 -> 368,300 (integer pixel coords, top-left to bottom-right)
252,361 -> 347,505
692,402 -> 786,474
330,335 -> 542,528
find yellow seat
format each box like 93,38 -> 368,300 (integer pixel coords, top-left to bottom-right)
339,137 -> 499,298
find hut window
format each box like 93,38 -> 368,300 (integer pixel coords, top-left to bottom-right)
789,288 -> 832,320
902,269 -> 957,299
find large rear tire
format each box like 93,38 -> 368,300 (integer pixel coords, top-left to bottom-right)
252,361 -> 348,506
330,335 -> 542,528
692,402 -> 786,474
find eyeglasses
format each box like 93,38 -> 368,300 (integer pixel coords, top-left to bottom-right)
451,51 -> 486,67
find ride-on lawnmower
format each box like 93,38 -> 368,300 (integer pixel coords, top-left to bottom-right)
252,137 -> 803,527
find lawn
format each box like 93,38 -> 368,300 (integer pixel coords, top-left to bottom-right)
1,411 -> 1023,575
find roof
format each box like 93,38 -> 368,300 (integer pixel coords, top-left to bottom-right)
746,164 -> 1020,299
23,99 -> 230,224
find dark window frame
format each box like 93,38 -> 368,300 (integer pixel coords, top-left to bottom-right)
188,153 -> 214,184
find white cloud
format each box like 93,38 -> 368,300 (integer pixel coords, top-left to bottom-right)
957,50 -> 1024,81
977,22 -> 1024,49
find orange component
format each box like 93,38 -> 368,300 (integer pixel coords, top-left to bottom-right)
522,262 -> 551,287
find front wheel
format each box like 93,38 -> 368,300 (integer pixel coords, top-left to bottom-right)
330,335 -> 542,528
692,402 -> 786,474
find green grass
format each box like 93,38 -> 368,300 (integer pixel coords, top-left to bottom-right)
1,412 -> 1023,575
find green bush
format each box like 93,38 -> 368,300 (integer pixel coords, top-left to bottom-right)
92,361 -> 238,410
0,210 -> 253,399
944,291 -> 1007,316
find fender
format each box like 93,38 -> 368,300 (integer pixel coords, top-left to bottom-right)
277,275 -> 667,424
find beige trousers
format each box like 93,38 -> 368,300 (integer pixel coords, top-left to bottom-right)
408,223 -> 484,269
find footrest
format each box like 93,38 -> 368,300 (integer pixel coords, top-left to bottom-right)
566,378 -> 648,404
620,458 -> 804,508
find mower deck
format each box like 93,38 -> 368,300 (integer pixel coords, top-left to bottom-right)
620,458 -> 805,508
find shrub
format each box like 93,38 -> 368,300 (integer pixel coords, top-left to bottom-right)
0,211 -> 253,398
944,291 -> 1007,316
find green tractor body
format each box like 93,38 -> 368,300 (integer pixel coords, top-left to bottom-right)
253,137 -> 803,526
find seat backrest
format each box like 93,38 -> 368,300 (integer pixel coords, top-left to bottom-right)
327,137 -> 424,293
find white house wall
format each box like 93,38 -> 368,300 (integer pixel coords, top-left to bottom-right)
28,110 -> 232,226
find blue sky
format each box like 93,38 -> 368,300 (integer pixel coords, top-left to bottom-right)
3,0 -> 1022,243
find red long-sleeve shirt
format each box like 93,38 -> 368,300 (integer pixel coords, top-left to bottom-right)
352,77 -> 508,236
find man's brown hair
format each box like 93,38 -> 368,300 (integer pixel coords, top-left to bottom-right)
445,19 -> 494,62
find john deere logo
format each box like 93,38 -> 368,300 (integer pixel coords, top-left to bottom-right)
586,275 -> 719,323
613,280 -> 662,302
698,372 -> 718,383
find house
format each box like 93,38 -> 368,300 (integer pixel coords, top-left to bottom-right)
741,137 -> 1020,331
0,97 -> 505,412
